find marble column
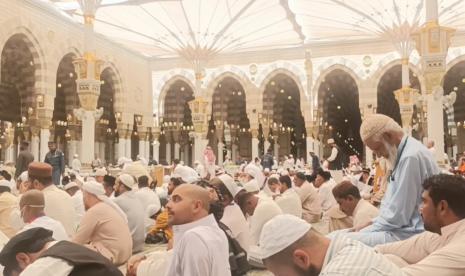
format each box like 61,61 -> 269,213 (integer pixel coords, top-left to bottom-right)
306,137 -> 314,162
184,144 -> 190,165
99,142 -> 106,161
166,142 -> 171,164
193,133 -> 208,165
118,138 -> 126,159
264,140 -> 271,154
39,128 -> 50,162
427,93 -> 445,163
273,136 -> 280,160
5,145 -> 14,162
174,143 -> 180,160
153,141 -> 160,162
94,142 -> 100,159
217,142 -> 224,166
74,109 -> 101,165
139,139 -> 146,159
125,138 -> 132,160
144,140 -> 150,160
31,134 -> 40,162
251,138 -> 259,160
68,140 -> 77,166
232,144 -> 238,162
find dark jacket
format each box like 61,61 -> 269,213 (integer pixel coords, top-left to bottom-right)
15,150 -> 34,178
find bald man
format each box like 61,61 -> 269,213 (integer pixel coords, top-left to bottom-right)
331,114 -> 439,246
19,190 -> 68,241
165,184 -> 230,276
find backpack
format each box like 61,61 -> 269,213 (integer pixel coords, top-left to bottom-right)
218,222 -> 251,276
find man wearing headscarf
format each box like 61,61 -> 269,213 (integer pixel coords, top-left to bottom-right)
203,146 -> 216,179
0,228 -> 123,276
333,114 -> 439,246
27,162 -> 77,236
73,181 -> 132,265
113,174 -> 145,253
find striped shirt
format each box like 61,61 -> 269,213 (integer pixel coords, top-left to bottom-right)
321,235 -> 402,275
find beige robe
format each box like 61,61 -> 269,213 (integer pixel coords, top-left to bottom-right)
375,218 -> 465,276
0,192 -> 17,237
72,202 -> 133,266
42,185 -> 77,236
296,181 -> 321,223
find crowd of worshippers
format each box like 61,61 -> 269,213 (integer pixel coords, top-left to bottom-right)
0,113 -> 464,276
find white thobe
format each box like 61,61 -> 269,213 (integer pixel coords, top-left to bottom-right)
249,197 -> 283,246
20,216 -> 69,241
71,190 -> 85,227
42,185 -> 77,236
318,179 -> 338,213
135,187 -> 161,213
275,188 -> 302,218
71,158 -> 81,172
113,191 -> 146,253
166,214 -> 230,276
221,203 -> 251,251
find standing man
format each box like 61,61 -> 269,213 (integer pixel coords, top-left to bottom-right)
43,141 -> 65,186
15,141 -> 34,179
309,150 -> 320,175
325,138 -> 343,183
203,146 -> 216,179
71,154 -> 81,173
261,148 -> 274,171
165,184 -> 230,276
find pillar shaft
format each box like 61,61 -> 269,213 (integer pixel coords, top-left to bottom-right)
39,128 -> 50,162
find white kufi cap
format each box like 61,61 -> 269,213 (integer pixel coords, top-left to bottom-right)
259,214 -> 311,259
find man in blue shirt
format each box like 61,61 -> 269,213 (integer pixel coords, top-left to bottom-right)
332,114 -> 439,247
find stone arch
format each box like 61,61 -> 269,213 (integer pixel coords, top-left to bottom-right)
372,59 -> 426,95
157,75 -> 195,118
99,63 -> 123,113
256,61 -> 306,93
258,68 -> 308,115
313,64 -> 362,107
205,71 -> 251,115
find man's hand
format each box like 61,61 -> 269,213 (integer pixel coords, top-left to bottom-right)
126,255 -> 146,276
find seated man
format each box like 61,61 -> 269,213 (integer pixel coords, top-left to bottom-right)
275,175 -> 302,218
19,190 -> 68,241
314,168 -> 337,213
236,191 -> 283,246
375,174 -> 465,276
72,181 -> 132,265
293,172 -> 322,223
329,181 -> 379,232
337,114 -> 439,246
259,214 -> 402,276
113,174 -> 145,253
0,228 -> 123,276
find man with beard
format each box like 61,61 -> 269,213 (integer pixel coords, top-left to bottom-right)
43,142 -> 65,186
375,174 -> 465,275
259,214 -> 402,276
336,114 -> 439,246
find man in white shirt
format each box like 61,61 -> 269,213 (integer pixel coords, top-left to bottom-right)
63,182 -> 85,227
275,175 -> 302,218
258,214 -> 402,276
237,191 -> 283,246
71,154 -> 81,173
329,181 -> 379,232
19,190 -> 68,241
0,227 -> 123,276
314,168 -> 337,213
27,162 -> 77,236
135,175 -> 161,215
165,184 -> 230,276
213,174 -> 251,251
294,172 -> 322,223
113,174 -> 145,253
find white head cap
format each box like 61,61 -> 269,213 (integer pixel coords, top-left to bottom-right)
264,168 -> 270,173
74,154 -> 78,158
95,168 -> 107,177
119,173 -> 136,189
19,171 -> 28,183
0,179 -> 11,188
360,114 -> 399,141
146,204 -> 161,217
64,182 -> 79,190
327,138 -> 335,144
244,179 -> 260,193
219,174 -> 241,197
163,175 -> 171,184
259,214 -> 311,259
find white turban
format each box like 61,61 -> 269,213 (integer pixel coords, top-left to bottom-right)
173,165 -> 199,183
360,114 -> 397,141
64,182 -> 78,190
244,163 -> 265,188
82,181 -> 127,222
219,174 -> 242,197
19,171 -> 28,183
244,179 -> 260,193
